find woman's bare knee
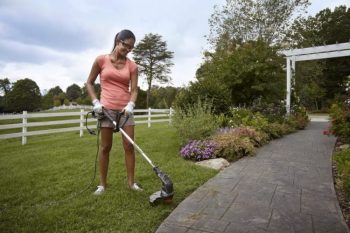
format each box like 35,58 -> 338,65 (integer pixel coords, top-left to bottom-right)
100,143 -> 112,154
123,142 -> 134,154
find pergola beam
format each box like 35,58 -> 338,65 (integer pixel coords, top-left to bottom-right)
289,50 -> 350,61
281,42 -> 350,57
280,42 -> 350,114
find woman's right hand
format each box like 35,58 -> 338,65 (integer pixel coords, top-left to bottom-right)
92,99 -> 103,113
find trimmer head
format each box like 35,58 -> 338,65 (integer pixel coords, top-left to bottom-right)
149,167 -> 174,205
149,191 -> 173,205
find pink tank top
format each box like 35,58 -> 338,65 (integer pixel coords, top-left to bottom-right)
96,55 -> 137,110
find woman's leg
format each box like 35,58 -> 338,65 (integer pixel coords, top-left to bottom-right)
99,127 -> 114,188
121,125 -> 136,187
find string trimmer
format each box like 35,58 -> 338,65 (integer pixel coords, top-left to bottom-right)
101,109 -> 174,205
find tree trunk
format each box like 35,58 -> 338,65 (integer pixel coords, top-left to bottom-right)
147,86 -> 151,108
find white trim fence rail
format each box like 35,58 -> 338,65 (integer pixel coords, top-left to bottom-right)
0,108 -> 173,145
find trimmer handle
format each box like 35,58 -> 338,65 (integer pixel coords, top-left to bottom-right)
102,108 -> 129,132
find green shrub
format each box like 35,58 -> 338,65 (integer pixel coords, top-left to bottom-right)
334,149 -> 350,199
172,99 -> 219,145
211,131 -> 256,161
251,99 -> 286,123
237,127 -> 269,147
216,113 -> 230,128
227,107 -> 252,127
264,122 -> 286,139
216,127 -> 269,147
330,103 -> 350,143
228,108 -> 269,132
284,113 -> 309,130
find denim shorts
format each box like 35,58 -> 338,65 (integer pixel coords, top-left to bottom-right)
99,109 -> 135,128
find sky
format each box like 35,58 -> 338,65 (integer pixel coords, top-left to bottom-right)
0,0 -> 349,94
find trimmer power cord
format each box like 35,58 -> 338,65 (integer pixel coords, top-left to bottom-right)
37,112 -> 102,207
35,124 -> 101,207
1,112 -> 100,209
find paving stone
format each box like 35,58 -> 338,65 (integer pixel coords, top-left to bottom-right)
216,164 -> 245,179
162,211 -> 202,228
267,209 -> 312,233
258,170 -> 294,186
224,222 -> 268,233
155,223 -> 189,233
301,191 -> 339,216
190,214 -> 230,233
301,183 -> 336,198
203,177 -> 240,194
275,184 -> 301,195
175,196 -> 208,213
221,203 -> 272,229
312,213 -> 350,233
234,189 -> 276,208
200,190 -> 238,218
270,191 -> 301,214
186,229 -> 212,233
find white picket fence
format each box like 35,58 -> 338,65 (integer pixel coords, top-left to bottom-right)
0,108 -> 173,145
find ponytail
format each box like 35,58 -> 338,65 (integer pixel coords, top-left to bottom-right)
111,30 -> 135,52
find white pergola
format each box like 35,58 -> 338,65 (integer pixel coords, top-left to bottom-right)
280,42 -> 350,114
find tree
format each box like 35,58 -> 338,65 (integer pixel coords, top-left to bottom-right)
208,0 -> 309,47
6,78 -> 41,112
149,86 -> 179,108
0,78 -> 12,112
187,40 -> 285,112
81,83 -> 100,105
132,33 -> 174,107
41,91 -> 54,110
48,86 -> 63,96
0,78 -> 11,96
66,84 -> 82,102
135,87 -> 147,109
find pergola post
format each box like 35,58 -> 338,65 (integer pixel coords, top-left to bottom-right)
286,58 -> 291,115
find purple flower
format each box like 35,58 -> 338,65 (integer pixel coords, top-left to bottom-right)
180,140 -> 216,161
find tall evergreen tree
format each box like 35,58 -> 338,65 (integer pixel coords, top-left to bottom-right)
132,33 -> 174,107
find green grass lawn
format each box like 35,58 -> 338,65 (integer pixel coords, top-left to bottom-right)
0,123 -> 218,233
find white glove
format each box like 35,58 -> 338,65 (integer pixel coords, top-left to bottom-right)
92,99 -> 103,114
123,101 -> 135,115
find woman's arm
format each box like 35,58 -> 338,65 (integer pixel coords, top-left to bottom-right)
129,66 -> 139,103
123,65 -> 139,115
86,58 -> 101,101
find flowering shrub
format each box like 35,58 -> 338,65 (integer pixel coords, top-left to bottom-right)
228,108 -> 270,132
251,99 -> 286,123
264,122 -> 293,139
323,130 -> 332,136
334,149 -> 350,199
217,127 -> 268,147
211,131 -> 256,161
283,112 -> 309,130
173,99 -> 219,145
180,140 -> 216,161
329,103 -> 350,143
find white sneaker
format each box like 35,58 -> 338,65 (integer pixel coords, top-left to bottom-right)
93,185 -> 105,195
130,183 -> 143,191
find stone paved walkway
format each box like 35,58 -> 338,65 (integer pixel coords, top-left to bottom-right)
156,122 -> 350,233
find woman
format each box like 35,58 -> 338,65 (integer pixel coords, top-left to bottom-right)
86,29 -> 142,195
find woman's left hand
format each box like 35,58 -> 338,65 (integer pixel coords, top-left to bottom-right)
123,101 -> 135,115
